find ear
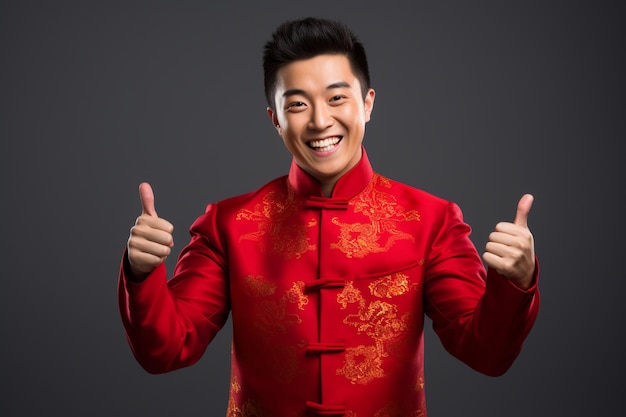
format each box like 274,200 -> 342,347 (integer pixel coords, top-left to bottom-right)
267,107 -> 282,134
363,88 -> 376,123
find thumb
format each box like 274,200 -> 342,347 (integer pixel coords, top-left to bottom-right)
514,193 -> 534,227
139,182 -> 157,217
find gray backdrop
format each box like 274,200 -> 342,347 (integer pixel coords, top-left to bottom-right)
1,0 -> 624,416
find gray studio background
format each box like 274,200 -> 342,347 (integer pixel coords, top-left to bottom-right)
1,1 -> 624,416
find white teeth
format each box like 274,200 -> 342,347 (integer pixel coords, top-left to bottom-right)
309,137 -> 341,151
316,144 -> 335,152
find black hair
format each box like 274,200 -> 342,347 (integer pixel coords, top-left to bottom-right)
263,17 -> 371,110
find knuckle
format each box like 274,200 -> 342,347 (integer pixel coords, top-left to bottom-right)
159,246 -> 171,257
518,242 -> 529,253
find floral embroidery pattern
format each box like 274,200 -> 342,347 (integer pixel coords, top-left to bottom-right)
237,185 -> 317,259
330,175 -> 420,258
284,281 -> 309,310
336,273 -> 417,385
234,276 -> 308,389
337,344 -> 384,385
227,376 -> 266,417
369,272 -> 412,298
243,275 -> 276,297
226,398 -> 265,417
242,275 -> 308,336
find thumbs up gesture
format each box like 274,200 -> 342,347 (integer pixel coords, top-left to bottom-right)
127,182 -> 175,278
482,194 -> 536,289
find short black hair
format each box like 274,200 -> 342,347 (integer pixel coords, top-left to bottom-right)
263,17 -> 371,110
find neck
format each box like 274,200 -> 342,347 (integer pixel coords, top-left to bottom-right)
321,182 -> 334,198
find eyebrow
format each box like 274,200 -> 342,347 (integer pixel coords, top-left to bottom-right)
282,81 -> 352,98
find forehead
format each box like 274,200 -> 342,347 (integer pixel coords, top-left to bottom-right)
275,54 -> 360,91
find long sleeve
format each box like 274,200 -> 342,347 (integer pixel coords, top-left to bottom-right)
118,203 -> 231,374
117,153 -> 541,416
423,202 -> 539,376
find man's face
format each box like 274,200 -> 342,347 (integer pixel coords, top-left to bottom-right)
268,54 -> 375,193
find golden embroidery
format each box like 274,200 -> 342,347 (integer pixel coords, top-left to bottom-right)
243,275 -> 307,336
243,275 -> 276,297
231,375 -> 241,394
337,281 -> 362,309
236,186 -> 316,259
369,272 -> 412,298
385,329 -> 418,360
283,281 -> 309,310
336,274 -> 418,385
340,282 -> 411,341
345,300 -> 411,340
330,220 -> 389,258
337,344 -> 384,385
254,299 -> 302,335
415,375 -> 424,391
226,398 -> 265,417
227,374 -> 265,417
330,174 -> 420,258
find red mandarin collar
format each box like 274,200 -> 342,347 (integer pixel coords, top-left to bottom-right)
287,146 -> 374,200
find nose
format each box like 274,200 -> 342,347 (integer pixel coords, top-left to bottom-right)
308,103 -> 333,130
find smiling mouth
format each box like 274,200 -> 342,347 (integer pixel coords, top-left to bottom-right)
308,136 -> 342,152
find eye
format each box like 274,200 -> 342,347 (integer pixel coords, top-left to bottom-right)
285,101 -> 307,112
330,95 -> 346,104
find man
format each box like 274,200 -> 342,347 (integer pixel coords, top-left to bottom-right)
120,17 -> 539,416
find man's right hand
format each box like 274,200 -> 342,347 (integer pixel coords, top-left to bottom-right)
127,182 -> 175,278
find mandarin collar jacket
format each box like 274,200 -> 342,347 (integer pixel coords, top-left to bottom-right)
119,148 -> 539,417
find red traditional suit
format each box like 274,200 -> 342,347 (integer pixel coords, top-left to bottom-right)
119,149 -> 539,417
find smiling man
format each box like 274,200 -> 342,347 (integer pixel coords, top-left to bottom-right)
268,53 -> 375,197
119,17 -> 539,417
